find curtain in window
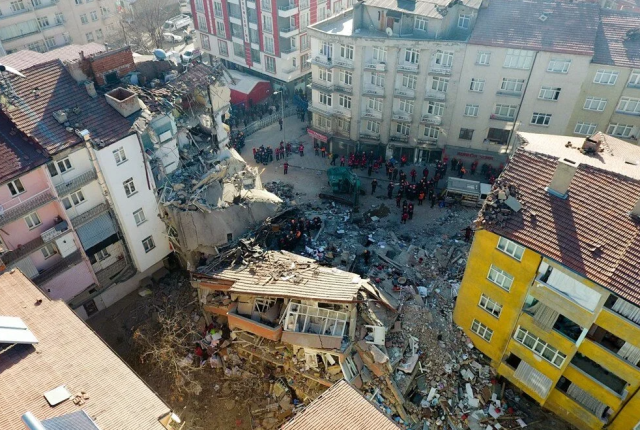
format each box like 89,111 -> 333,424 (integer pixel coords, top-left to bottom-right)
567,383 -> 608,418
618,342 -> 640,366
514,360 -> 553,398
611,298 -> 640,324
531,303 -> 560,332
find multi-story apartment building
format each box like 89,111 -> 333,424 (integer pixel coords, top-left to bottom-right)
0,0 -> 115,55
0,59 -> 171,319
565,10 -> 640,142
454,131 -> 640,430
191,0 -> 352,92
306,0 -> 480,162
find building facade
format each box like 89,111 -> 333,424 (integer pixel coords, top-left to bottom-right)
191,0 -> 352,91
453,132 -> 640,430
0,0 -> 116,55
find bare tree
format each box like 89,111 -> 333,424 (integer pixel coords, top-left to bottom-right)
108,0 -> 180,51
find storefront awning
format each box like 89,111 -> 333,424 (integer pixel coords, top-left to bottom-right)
443,145 -> 509,163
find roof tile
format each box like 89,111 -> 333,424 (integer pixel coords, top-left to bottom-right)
593,10 -> 640,69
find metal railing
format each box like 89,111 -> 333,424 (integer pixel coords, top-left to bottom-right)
278,3 -> 297,10
69,202 -> 110,229
0,190 -> 55,227
32,250 -> 82,286
55,169 -> 97,196
241,106 -> 297,137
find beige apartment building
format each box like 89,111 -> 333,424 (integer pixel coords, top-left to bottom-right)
0,0 -> 116,55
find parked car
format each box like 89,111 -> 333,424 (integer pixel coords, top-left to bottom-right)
163,33 -> 184,43
181,49 -> 201,64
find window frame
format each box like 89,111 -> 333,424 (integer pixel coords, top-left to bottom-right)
583,97 -> 607,112
133,208 -> 146,226
457,14 -> 470,29
41,243 -> 57,259
487,264 -> 514,291
471,319 -> 493,341
402,74 -> 417,90
500,77 -> 525,94
396,122 -> 410,136
423,126 -> 439,140
62,190 -> 86,209
431,76 -> 449,92
607,123 -> 634,138
547,59 -> 571,74
7,178 -> 25,196
142,235 -> 156,253
530,112 -> 552,126
338,94 -> 351,109
366,120 -> 380,134
464,104 -> 479,117
469,78 -> 485,92
56,157 -> 73,174
493,104 -> 517,119
427,101 -> 444,116
459,128 -> 474,140
476,51 -> 490,66
497,236 -> 525,260
538,86 -> 561,101
594,69 -> 618,85
123,178 -> 136,197
24,211 -> 41,230
503,49 -> 534,70
617,97 -> 640,115
414,16 -> 427,31
399,98 -> 414,114
367,98 -> 382,112
515,326 -> 567,368
574,122 -> 597,136
113,146 -> 127,164
478,294 -> 502,318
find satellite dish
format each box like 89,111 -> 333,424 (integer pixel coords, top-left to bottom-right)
153,49 -> 167,60
0,64 -> 26,78
385,27 -> 393,36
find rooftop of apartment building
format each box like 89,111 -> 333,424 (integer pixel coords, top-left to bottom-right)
478,131 -> 640,306
0,43 -> 107,72
469,0 -> 601,55
0,59 -> 134,155
593,9 -> 640,68
0,115 -> 49,184
0,269 -> 172,430
280,380 -> 401,430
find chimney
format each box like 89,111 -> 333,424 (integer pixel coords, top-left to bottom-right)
546,158 -> 579,199
582,132 -> 604,154
104,87 -> 141,118
84,80 -> 97,98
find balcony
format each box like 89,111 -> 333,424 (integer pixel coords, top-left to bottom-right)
32,250 -> 83,286
570,353 -> 628,397
311,81 -> 333,92
310,55 -> 332,67
362,109 -> 382,120
394,88 -> 415,98
392,112 -> 412,122
228,0 -> 239,4
280,46 -> 297,60
2,28 -> 41,42
55,169 -> 97,197
308,101 -> 332,116
333,106 -> 351,118
278,3 -> 298,17
41,220 -> 70,243
0,6 -> 33,20
390,135 -> 409,143
0,236 -> 45,266
0,190 -> 55,228
615,109 -> 640,117
227,303 -> 283,342
362,86 -> 384,97
364,62 -> 386,72
496,90 -> 523,98
333,58 -> 354,69
359,132 -> 380,141
425,91 -> 446,101
281,64 -> 297,74
429,65 -> 452,75
279,25 -> 299,38
416,138 -> 438,146
33,0 -> 58,10
490,113 -> 515,122
421,114 -> 442,125
397,63 -> 419,73
95,257 -> 128,287
334,83 -> 352,94
229,15 -> 241,25
69,202 -> 110,229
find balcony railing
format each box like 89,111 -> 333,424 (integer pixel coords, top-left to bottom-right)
41,220 -> 69,243
362,86 -> 384,96
1,28 -> 41,42
429,65 -> 452,75
496,90 -> 523,98
425,91 -> 446,101
392,112 -> 412,122
311,81 -> 333,92
0,6 -> 33,20
333,58 -> 354,69
310,55 -> 332,67
279,26 -> 298,37
55,169 -> 97,197
0,236 -> 45,265
334,83 -> 352,94
397,63 -> 419,73
359,132 -> 380,140
421,114 -> 442,125
32,250 -> 82,286
0,190 -> 55,227
69,202 -> 110,229
394,88 -> 415,98
390,135 -> 409,143
33,0 -> 58,10
282,65 -> 297,74
490,113 -> 515,121
95,257 -> 128,287
362,110 -> 382,120
364,62 -> 386,71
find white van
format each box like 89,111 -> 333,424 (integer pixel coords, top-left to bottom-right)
163,14 -> 191,32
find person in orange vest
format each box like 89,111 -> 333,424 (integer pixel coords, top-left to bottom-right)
418,190 -> 426,205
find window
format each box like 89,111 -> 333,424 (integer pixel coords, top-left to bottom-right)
396,123 -> 410,136
218,40 -> 228,56
201,34 -> 210,50
340,70 -> 352,85
366,120 -> 380,134
372,46 -> 386,62
464,104 -> 479,117
594,69 -> 618,85
337,118 -> 349,132
133,208 -> 146,226
301,53 -> 310,70
431,76 -> 449,92
487,265 -> 514,291
300,33 -> 309,50
457,14 -> 470,29
300,11 -> 310,29
583,97 -> 607,112
55,158 -> 72,173
539,86 -> 561,101
198,13 -> 208,31
214,1 -> 222,14
531,112 -> 552,126
415,16 -> 427,31
402,74 -> 417,90
74,0 -> 82,3
617,97 -> 640,115
320,41 -> 332,58
86,32 -> 94,42
515,327 -> 566,367
80,14 -> 88,24
471,319 -> 493,341
469,78 -> 485,92
45,37 -> 56,49
497,236 -> 524,260
459,128 -> 474,140
319,68 -> 332,82
7,179 -> 25,196
340,44 -> 354,60
299,0 -> 309,8
547,59 -> 571,73
231,23 -> 242,38
24,212 -> 41,229
95,29 -> 103,40
232,43 -> 243,58
607,123 -> 634,138
55,12 -> 64,24
574,122 -> 597,136
405,48 -> 419,64
368,98 -> 382,112
493,104 -> 516,119
123,178 -> 136,197
265,56 -> 276,73
371,72 -> 385,87
216,20 -> 226,38
96,248 -> 110,261
427,101 -> 444,116
629,71 -> 640,88
10,0 -> 25,11
260,0 -> 271,11
41,243 -> 57,259
142,236 -> 156,253
435,51 -> 453,67
338,94 -> 351,109
264,35 -> 275,54
503,49 -> 534,69
479,294 -> 502,317
500,78 -> 525,94
262,15 -> 273,33
423,126 -> 439,140
319,92 -> 332,106
315,115 -> 331,129
32,0 -> 41,6
112,146 -> 127,164
37,17 -> 50,28
476,51 -> 490,65
62,190 -> 85,209
399,99 -> 413,114
90,10 -> 98,21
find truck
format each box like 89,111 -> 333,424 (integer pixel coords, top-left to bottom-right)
163,14 -> 191,31
444,177 -> 491,207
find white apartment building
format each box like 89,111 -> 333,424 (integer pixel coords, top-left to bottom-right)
307,0 -> 480,162
0,0 -> 115,55
192,0 -> 352,91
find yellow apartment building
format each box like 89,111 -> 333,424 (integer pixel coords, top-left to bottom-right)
454,131 -> 640,430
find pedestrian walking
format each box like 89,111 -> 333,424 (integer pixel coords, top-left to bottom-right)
410,169 -> 417,183
430,193 -> 436,208
458,166 -> 467,178
401,212 -> 409,224
283,161 -> 289,174
279,118 -> 283,130
388,166 -> 394,180
387,182 -> 394,199
418,191 -> 425,205
363,249 -> 371,265
330,154 -> 337,165
321,146 -> 326,158
299,144 -> 304,156
396,193 -> 402,208
423,167 -> 429,179
371,179 -> 378,194
340,155 -> 345,166
463,226 -> 473,242
367,164 -> 373,177
408,202 -> 414,220
392,168 -> 398,181
402,199 -> 408,214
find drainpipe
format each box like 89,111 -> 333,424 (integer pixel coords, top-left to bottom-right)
506,51 -> 538,155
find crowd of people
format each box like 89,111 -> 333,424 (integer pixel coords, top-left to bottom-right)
253,141 -> 306,166
277,217 -> 323,250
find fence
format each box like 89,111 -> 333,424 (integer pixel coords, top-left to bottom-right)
241,106 -> 298,137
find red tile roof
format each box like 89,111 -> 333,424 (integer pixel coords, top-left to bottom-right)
1,60 -> 134,155
470,0 -> 600,55
280,380 -> 401,430
593,10 -> 640,69
0,270 -> 171,430
0,115 -> 49,184
481,132 -> 640,306
0,43 -> 106,72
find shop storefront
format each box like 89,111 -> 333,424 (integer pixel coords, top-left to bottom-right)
443,145 -> 509,169
307,127 -> 330,151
